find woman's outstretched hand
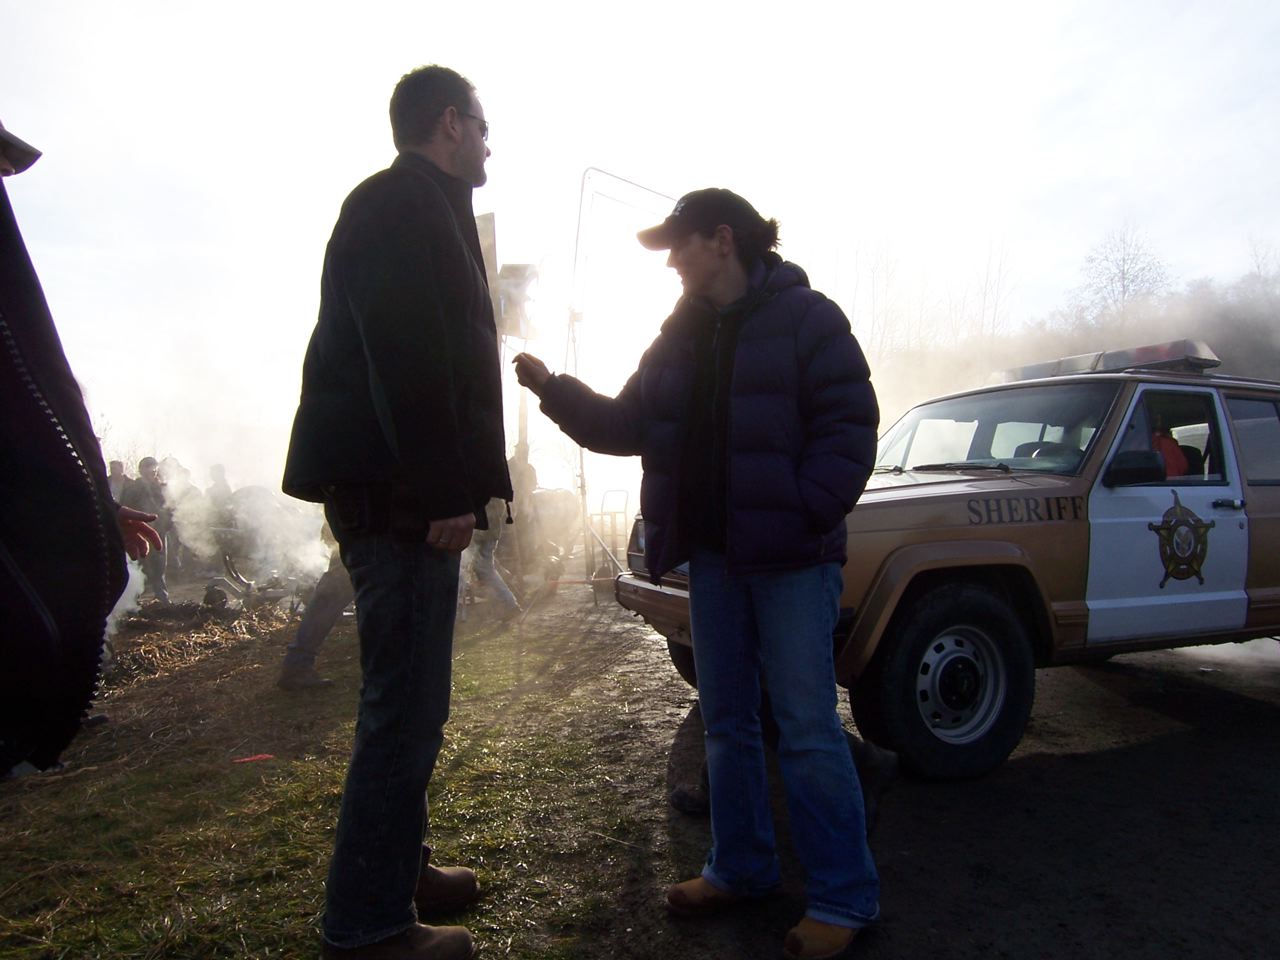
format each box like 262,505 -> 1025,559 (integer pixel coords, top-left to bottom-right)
512,353 -> 552,396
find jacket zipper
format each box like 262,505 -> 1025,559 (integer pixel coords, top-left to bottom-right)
716,273 -> 780,573
0,310 -> 116,660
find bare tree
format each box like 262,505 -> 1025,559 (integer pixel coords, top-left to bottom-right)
944,287 -> 970,343
1247,234 -> 1275,280
1078,222 -> 1169,317
864,245 -> 899,361
976,241 -> 1013,339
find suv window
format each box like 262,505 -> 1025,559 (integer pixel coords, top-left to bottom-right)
1227,396 -> 1280,483
1116,390 -> 1225,482
876,381 -> 1118,473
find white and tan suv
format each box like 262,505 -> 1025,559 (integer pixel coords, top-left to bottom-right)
615,340 -> 1280,779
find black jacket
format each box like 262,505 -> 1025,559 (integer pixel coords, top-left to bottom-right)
282,154 -> 512,531
0,179 -> 127,771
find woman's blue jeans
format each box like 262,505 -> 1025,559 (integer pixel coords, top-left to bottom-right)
322,533 -> 460,948
688,549 -> 880,928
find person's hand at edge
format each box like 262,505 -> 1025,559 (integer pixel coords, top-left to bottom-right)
117,506 -> 163,561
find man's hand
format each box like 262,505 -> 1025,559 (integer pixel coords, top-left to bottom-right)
512,353 -> 552,396
427,513 -> 476,553
117,506 -> 164,561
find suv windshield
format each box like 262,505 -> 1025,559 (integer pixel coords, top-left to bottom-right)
876,381 -> 1120,474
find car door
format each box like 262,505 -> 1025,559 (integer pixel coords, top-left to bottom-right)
1086,385 -> 1248,643
1225,393 -> 1280,628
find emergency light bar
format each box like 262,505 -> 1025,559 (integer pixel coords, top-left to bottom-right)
994,339 -> 1220,383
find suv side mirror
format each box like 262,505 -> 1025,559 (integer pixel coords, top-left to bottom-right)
1102,450 -> 1166,488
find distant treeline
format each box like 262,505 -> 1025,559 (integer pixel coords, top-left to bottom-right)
872,265 -> 1280,424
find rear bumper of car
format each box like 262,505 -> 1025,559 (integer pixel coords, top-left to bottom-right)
614,573 -> 691,643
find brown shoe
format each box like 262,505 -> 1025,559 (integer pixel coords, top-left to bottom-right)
320,922 -> 475,959
415,845 -> 480,916
277,663 -> 334,691
782,918 -> 860,960
664,876 -> 744,916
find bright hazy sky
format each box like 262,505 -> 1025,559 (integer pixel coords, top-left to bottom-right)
3,0 -> 1277,498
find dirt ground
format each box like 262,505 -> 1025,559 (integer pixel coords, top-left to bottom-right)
14,580 -> 1280,959
523,592 -> 1280,960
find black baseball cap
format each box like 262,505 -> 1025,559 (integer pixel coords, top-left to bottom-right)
0,122 -> 42,175
637,188 -> 766,250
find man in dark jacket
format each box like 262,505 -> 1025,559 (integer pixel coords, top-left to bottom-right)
282,66 -> 510,960
121,457 -> 171,604
514,189 -> 880,960
1,120 -> 161,776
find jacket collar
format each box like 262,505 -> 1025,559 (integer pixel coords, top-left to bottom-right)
391,152 -> 487,281
392,152 -> 473,204
661,254 -> 794,334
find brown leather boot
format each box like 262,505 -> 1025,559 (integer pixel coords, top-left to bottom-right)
414,845 -> 480,916
782,918 -> 860,959
320,922 -> 475,959
664,876 -> 744,916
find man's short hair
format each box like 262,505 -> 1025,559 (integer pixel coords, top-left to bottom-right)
389,65 -> 476,151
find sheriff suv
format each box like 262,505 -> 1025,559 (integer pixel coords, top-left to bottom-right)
614,340 -> 1280,779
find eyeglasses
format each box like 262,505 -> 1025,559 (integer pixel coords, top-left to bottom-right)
459,112 -> 489,141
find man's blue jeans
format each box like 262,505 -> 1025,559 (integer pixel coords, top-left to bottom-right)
322,533 -> 460,948
688,549 -> 880,928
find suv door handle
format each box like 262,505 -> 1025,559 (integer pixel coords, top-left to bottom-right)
1212,498 -> 1246,510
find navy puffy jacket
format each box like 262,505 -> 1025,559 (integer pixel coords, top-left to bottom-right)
539,255 -> 878,581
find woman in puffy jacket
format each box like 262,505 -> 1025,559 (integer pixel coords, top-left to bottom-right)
514,188 -> 880,960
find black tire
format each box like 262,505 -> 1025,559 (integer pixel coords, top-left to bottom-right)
851,582 -> 1034,780
666,639 -> 698,687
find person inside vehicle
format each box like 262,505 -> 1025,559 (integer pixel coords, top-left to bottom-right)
1150,413 -> 1189,478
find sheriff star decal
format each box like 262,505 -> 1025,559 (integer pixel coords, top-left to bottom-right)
1147,491 -> 1215,588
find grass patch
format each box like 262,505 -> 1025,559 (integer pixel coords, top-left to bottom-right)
0,593 -> 693,959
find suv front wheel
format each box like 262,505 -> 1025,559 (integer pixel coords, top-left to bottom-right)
852,581 -> 1035,780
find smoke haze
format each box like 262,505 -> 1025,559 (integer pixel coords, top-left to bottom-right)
867,262 -> 1280,427
4,1 -> 1277,553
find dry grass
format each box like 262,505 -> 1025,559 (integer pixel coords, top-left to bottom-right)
104,602 -> 288,686
0,591 -> 695,959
